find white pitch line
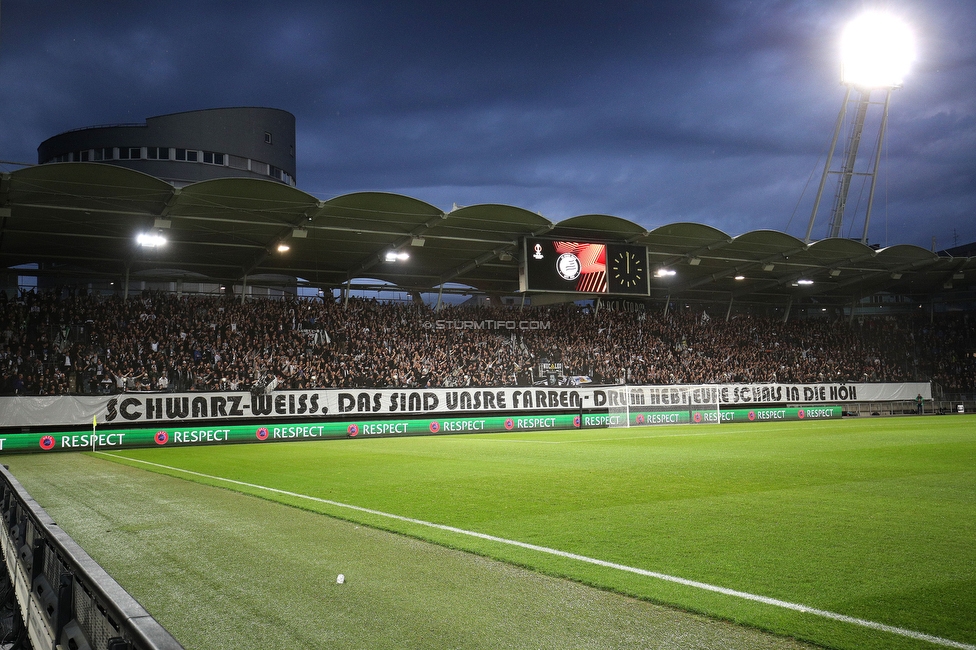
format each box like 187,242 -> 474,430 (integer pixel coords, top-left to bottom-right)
465,429 -> 736,445
97,451 -> 975,650
553,431 -> 727,444
464,422 -> 806,446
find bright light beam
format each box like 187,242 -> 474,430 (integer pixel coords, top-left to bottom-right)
136,232 -> 167,248
841,11 -> 915,88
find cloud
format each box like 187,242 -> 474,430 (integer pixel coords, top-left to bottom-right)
1,0 -> 974,249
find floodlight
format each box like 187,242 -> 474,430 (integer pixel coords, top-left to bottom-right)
385,251 -> 409,262
841,11 -> 915,88
277,242 -> 291,252
655,269 -> 676,277
734,275 -> 745,281
808,11 -> 915,243
797,279 -> 814,285
137,231 -> 166,247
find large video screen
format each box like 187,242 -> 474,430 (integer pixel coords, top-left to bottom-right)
521,239 -> 649,295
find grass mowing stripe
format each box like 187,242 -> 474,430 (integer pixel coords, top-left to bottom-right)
97,450 -> 976,650
457,423 -> 786,444
538,431 -> 735,444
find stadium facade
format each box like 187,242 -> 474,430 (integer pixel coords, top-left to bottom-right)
37,107 -> 296,187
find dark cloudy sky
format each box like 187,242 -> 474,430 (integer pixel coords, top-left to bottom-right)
1,0 -> 974,250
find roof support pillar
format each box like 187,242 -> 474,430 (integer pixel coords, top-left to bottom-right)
122,264 -> 130,301
241,275 -> 247,305
782,296 -> 793,324
663,294 -> 671,318
435,284 -> 444,311
725,293 -> 734,322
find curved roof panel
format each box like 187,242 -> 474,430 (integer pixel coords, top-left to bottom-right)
7,163 -> 174,213
552,214 -> 647,240
0,163 -> 971,307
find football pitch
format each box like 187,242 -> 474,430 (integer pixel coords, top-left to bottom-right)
6,416 -> 976,650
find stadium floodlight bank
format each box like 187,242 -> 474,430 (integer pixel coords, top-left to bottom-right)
0,465 -> 183,650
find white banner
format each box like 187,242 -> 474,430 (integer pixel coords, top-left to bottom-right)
0,382 -> 931,429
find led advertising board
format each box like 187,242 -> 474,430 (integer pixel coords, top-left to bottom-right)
521,239 -> 649,295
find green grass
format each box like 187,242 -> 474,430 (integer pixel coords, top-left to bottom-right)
9,416 -> 976,649
8,453 -> 816,650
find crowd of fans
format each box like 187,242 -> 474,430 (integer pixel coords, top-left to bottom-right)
914,316 -> 976,393
0,288 -> 971,396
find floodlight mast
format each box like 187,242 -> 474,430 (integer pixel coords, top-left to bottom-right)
825,86 -> 886,240
804,12 -> 914,244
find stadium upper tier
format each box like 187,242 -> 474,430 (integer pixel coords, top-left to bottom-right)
0,163 -> 972,308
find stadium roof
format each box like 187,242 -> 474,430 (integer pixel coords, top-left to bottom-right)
1,163 -> 973,308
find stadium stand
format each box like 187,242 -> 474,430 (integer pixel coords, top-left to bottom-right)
1,289 -> 971,397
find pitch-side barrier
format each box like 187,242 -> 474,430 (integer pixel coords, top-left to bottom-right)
0,464 -> 183,650
0,404 -> 844,454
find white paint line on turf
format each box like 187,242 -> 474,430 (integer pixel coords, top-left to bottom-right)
469,430 -> 737,445
465,423 -> 807,446
97,451 -> 975,650
552,431 -> 727,444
